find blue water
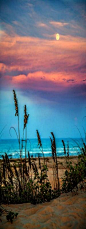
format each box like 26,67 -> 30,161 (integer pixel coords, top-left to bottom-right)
0,138 -> 84,159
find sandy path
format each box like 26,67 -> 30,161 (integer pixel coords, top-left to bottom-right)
1,190 -> 86,229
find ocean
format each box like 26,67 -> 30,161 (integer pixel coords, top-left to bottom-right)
0,138 -> 84,159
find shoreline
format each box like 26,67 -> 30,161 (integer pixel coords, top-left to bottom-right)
0,155 -> 79,161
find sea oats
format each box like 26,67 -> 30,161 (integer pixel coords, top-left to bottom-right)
24,105 -> 29,129
36,130 -> 42,148
13,90 -> 19,116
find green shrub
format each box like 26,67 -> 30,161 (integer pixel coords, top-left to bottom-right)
62,154 -> 86,192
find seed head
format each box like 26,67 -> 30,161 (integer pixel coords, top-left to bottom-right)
13,90 -> 18,116
24,105 -> 29,129
36,130 -> 42,148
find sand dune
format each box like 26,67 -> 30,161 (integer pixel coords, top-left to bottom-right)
0,156 -> 86,228
1,189 -> 86,229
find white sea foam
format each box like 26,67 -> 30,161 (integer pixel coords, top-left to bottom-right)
0,138 -> 83,159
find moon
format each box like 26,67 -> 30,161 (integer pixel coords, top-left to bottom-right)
56,33 -> 60,40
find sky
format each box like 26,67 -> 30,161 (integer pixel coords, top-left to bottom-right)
0,0 -> 86,139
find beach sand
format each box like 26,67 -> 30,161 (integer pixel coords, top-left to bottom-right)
0,156 -> 86,229
1,189 -> 86,229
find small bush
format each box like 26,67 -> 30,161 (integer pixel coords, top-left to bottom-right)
62,153 -> 86,192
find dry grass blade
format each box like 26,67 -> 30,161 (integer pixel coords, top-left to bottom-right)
8,175 -> 13,186
67,141 -> 69,157
23,159 -> 28,176
38,156 -> 41,169
36,130 -> 44,157
62,140 -> 66,155
50,132 -> 57,161
13,165 -> 20,182
36,130 -> 42,148
28,151 -> 31,169
50,132 -> 59,191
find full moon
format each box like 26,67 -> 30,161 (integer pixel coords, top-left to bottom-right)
56,33 -> 60,40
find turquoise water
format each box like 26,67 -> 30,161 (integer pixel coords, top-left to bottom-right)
0,138 -> 84,159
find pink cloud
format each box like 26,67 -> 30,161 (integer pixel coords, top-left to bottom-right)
9,71 -> 84,93
0,31 -> 86,92
50,21 -> 69,27
0,63 -> 8,73
37,22 -> 48,28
